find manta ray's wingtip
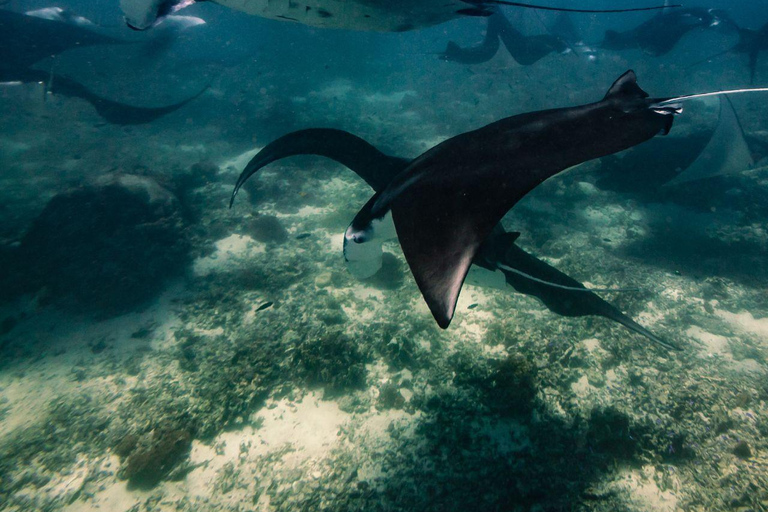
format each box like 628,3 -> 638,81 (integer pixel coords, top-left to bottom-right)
433,308 -> 454,329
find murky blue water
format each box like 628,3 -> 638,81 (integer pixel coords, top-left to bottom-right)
1,1 -> 767,511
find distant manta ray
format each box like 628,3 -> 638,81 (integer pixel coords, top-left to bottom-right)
229,128 -> 677,350
440,7 -> 567,65
692,22 -> 768,84
735,22 -> 768,83
601,7 -> 736,57
121,0 -> 676,32
0,8 -> 206,125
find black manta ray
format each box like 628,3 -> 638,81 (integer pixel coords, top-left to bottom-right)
231,71 -> 765,337
230,127 -> 677,349
0,8 -> 206,125
733,22 -> 768,83
440,7 -> 568,65
688,20 -> 768,84
601,7 -> 736,56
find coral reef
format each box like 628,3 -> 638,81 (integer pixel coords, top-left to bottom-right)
17,174 -> 190,315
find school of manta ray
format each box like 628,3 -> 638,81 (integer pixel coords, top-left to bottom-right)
123,0 -> 765,349
2,0 -> 767,348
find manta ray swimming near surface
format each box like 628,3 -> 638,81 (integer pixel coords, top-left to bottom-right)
121,0 -> 676,32
0,8 -> 206,125
232,70 -> 768,337
229,127 -> 677,349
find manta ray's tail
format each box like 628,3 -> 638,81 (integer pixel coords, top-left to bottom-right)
610,314 -> 681,351
486,236 -> 679,350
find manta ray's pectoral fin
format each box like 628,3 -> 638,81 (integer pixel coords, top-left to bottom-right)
665,96 -> 754,185
387,180 -> 501,329
230,128 -> 409,207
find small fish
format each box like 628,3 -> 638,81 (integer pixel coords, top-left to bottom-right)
256,301 -> 273,312
467,303 -> 479,310
295,233 -> 311,240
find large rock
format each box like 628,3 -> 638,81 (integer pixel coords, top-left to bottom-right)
17,174 -> 190,315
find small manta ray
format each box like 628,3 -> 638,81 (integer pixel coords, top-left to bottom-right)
601,7 -> 736,57
121,0 -> 676,32
440,7 -> 568,65
0,8 -> 207,125
696,21 -> 768,84
232,71 -> 768,340
735,22 -> 768,83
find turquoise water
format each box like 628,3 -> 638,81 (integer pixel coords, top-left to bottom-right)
0,2 -> 767,511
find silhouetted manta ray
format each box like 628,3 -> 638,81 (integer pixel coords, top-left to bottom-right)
440,7 -> 567,65
0,8 -> 207,125
733,23 -> 768,83
231,72 -> 766,336
229,126 -> 677,349
121,0 -> 675,32
601,7 -> 736,56
5,68 -> 209,125
688,21 -> 768,84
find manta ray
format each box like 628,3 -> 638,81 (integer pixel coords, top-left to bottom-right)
232,70 -> 767,334
229,127 -> 677,349
688,20 -> 768,84
735,22 -> 768,83
601,7 -> 736,57
0,8 -> 206,125
440,7 -> 567,65
121,0 -> 675,32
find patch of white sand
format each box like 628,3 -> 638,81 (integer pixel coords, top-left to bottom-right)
0,287 -> 183,442
454,286 -> 498,343
313,80 -> 354,99
192,234 -> 266,276
716,309 -> 768,344
686,326 -> 731,357
614,465 -> 679,512
341,284 -> 386,323
364,91 -> 416,104
182,392 -> 351,504
220,147 -> 261,172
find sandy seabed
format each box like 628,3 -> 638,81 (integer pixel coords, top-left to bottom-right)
1,40 -> 768,512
